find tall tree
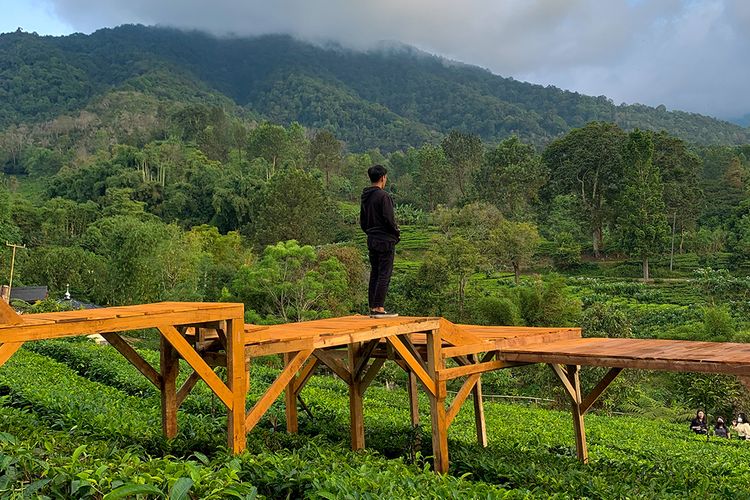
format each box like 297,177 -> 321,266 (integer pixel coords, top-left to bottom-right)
414,144 -> 452,210
488,220 -> 541,284
616,130 -> 669,280
441,130 -> 483,200
543,122 -> 626,257
652,131 -> 703,258
309,129 -> 343,189
474,136 -> 547,220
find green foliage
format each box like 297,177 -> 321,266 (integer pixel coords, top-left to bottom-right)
517,275 -> 581,327
581,302 -> 633,338
473,296 -> 523,326
702,305 -> 736,341
488,220 -> 541,284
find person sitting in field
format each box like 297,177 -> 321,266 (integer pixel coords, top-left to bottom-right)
732,413 -> 750,440
690,410 -> 708,434
714,416 -> 730,438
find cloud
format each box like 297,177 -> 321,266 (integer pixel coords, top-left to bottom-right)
40,0 -> 750,120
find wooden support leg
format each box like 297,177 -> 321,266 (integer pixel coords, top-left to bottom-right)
408,370 -> 420,427
348,342 -> 365,450
0,342 -> 22,368
566,365 -> 588,464
284,352 -> 299,433
160,335 -> 179,439
468,354 -> 487,447
226,318 -> 247,454
426,330 -> 449,474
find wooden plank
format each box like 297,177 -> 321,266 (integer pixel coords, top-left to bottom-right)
293,357 -> 320,395
349,342 -> 365,450
0,304 -> 244,342
426,330 -> 449,474
580,367 -> 622,415
102,332 -> 161,388
160,335 -> 179,439
0,342 -> 22,367
408,370 -> 420,426
313,349 -> 352,384
388,335 -> 436,396
446,373 -> 480,427
176,370 -> 201,407
159,325 -> 233,410
226,318 -> 247,453
284,352 -> 299,433
438,359 -> 528,380
398,334 -> 428,369
245,349 -> 313,431
361,358 -> 385,392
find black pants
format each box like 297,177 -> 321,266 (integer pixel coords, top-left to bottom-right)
367,238 -> 395,309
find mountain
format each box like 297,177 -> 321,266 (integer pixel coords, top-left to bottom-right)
2,24 -> 749,150
730,114 -> 750,128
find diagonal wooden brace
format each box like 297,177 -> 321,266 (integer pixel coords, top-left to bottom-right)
158,325 -> 233,410
446,373 -> 481,427
102,332 -> 161,388
0,342 -> 22,368
313,348 -> 352,384
245,349 -> 313,430
388,335 -> 436,396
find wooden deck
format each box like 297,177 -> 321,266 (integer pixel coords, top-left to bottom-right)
4,304 -> 750,473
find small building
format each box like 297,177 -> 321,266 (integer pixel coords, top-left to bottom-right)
8,286 -> 48,304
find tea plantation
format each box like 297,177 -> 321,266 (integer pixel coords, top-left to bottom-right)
1,339 -> 750,498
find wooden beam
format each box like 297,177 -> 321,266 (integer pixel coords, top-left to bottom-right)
293,357 -> 320,395
361,358 -> 385,392
580,367 -> 622,415
349,342 -> 365,450
284,352 -> 299,433
469,354 -> 487,448
176,370 -> 201,407
1,305 -> 244,343
226,318 -> 248,454
567,365 -> 588,464
426,330 -> 449,474
353,339 -> 380,379
438,318 -> 482,345
549,363 -> 576,400
0,342 -> 22,368
245,349 -> 313,431
446,373 -> 480,427
397,334 -> 427,369
388,335 -> 436,396
0,298 -> 22,325
313,349 -> 352,384
160,335 -> 179,439
408,370 -> 420,427
438,359 -> 527,380
102,332 -> 161,389
158,325 -> 233,410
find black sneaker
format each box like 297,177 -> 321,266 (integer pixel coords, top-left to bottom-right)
369,310 -> 399,318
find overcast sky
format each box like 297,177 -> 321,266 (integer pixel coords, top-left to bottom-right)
5,0 -> 750,122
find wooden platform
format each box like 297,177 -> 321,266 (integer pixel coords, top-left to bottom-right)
4,304 -> 750,474
497,337 -> 750,374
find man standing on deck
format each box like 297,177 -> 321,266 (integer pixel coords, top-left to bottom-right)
360,165 -> 400,318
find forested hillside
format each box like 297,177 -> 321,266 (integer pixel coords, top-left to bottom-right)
2,24 -> 749,150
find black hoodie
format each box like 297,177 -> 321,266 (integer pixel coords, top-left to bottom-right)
360,186 -> 400,243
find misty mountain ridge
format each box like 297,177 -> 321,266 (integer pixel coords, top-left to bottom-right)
1,24 -> 749,150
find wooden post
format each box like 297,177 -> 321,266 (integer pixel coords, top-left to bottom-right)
470,355 -> 487,447
426,330 -> 448,474
408,370 -> 420,426
226,318 -> 247,454
160,334 -> 179,439
567,364 -> 588,463
348,341 -> 365,450
284,352 -> 299,433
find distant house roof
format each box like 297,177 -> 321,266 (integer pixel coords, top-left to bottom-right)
10,286 -> 48,303
65,298 -> 102,310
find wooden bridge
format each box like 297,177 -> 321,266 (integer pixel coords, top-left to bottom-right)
2,300 -> 750,473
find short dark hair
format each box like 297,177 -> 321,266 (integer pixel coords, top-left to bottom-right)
368,164 -> 387,183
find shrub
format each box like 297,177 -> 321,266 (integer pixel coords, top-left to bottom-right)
473,296 -> 523,326
702,305 -> 736,341
581,303 -> 633,338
